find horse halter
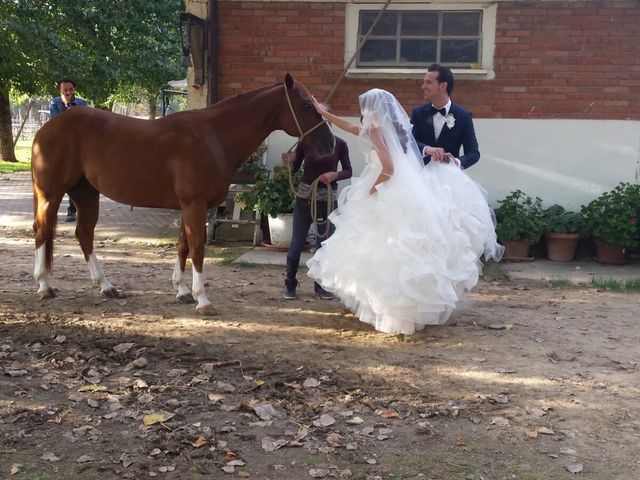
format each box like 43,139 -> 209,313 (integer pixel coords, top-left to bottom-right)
283,82 -> 327,150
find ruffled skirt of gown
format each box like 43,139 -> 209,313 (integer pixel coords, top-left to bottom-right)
307,153 -> 503,335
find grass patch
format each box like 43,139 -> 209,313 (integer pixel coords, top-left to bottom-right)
549,276 -> 571,288
205,244 -> 253,265
0,160 -> 31,174
482,259 -> 509,282
15,138 -> 33,162
591,277 -> 640,292
1,139 -> 32,174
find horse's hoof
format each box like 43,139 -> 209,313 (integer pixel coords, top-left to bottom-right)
102,287 -> 124,299
196,304 -> 217,316
38,287 -> 56,300
177,293 -> 196,304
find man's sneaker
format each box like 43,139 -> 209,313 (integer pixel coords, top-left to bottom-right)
283,279 -> 298,300
314,283 -> 334,300
65,212 -> 76,222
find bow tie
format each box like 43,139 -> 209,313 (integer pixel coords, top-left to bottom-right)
429,106 -> 447,117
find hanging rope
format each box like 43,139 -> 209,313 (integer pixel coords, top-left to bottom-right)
325,0 -> 393,103
287,0 -> 394,237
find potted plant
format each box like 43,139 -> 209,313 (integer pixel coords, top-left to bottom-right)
581,182 -> 640,264
542,204 -> 584,262
235,165 -> 302,247
231,143 -> 268,184
494,190 -> 544,259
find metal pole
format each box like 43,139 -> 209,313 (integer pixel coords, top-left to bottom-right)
13,101 -> 34,147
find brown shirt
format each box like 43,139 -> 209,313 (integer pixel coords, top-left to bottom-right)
292,136 -> 352,189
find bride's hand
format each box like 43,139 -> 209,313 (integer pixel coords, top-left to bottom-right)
312,96 -> 329,117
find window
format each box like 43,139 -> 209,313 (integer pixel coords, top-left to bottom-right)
345,4 -> 497,79
358,10 -> 482,68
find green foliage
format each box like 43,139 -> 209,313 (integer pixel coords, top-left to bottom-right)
1,0 -> 185,161
494,190 -> 544,244
549,277 -> 571,288
542,204 -> 584,234
235,165 -> 301,218
0,161 -> 30,174
591,277 -> 640,292
581,182 -> 640,249
1,0 -> 184,102
233,143 -> 268,182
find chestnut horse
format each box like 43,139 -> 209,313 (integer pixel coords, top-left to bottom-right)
31,74 -> 335,314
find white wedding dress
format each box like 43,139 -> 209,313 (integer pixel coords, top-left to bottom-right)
307,89 -> 503,334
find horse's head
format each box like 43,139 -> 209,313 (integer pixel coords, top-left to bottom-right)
282,74 -> 335,156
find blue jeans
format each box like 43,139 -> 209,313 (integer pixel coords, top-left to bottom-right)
286,196 -> 336,278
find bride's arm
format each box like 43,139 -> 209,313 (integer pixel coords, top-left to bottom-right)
313,99 -> 360,135
369,127 -> 394,194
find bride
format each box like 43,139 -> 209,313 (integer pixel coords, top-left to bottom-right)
307,89 -> 503,335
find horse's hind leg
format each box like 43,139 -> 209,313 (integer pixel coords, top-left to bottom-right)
33,187 -> 63,299
71,184 -> 121,298
182,202 -> 215,315
172,221 -> 195,304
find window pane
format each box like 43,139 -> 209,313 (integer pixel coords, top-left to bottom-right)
359,11 -> 398,36
442,12 -> 481,35
441,39 -> 479,63
401,12 -> 438,35
359,39 -> 396,63
400,39 -> 437,63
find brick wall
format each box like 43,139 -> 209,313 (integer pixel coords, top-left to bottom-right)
217,1 -> 640,119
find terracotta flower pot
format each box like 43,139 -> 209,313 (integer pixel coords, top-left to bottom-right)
502,240 -> 531,260
546,233 -> 579,262
595,243 -> 626,265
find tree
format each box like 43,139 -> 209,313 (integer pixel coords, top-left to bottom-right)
0,0 -> 184,162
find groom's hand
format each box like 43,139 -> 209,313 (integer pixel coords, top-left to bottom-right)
424,146 -> 447,163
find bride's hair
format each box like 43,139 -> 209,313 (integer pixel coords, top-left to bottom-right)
359,89 -> 409,153
389,117 -> 408,154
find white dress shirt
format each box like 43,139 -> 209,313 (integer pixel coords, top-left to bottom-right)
422,99 -> 460,167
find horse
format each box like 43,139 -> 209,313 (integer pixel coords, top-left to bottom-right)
31,74 -> 335,315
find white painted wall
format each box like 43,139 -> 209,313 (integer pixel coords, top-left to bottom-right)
266,119 -> 640,210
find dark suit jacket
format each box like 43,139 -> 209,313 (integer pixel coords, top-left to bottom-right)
411,102 -> 480,170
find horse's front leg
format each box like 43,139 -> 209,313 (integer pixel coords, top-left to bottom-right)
182,202 -> 215,315
172,223 -> 195,303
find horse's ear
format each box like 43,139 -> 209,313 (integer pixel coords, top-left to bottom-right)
284,73 -> 294,89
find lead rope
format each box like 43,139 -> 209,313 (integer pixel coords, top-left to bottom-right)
310,177 -> 334,239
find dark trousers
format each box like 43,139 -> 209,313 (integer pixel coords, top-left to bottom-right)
286,196 -> 335,282
68,197 -> 76,215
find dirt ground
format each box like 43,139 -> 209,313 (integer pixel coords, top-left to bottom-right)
1,226 -> 639,480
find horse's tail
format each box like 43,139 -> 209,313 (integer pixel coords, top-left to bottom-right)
32,170 -> 57,273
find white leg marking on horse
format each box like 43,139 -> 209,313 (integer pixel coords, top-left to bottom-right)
172,258 -> 191,298
192,266 -> 212,309
34,244 -> 51,293
87,253 -> 115,293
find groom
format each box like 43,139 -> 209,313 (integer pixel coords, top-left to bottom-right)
411,64 -> 480,170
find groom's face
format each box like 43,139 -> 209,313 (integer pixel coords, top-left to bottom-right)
421,71 -> 447,103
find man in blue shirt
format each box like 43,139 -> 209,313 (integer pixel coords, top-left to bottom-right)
49,78 -> 88,222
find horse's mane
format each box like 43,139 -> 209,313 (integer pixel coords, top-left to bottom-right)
207,82 -> 285,110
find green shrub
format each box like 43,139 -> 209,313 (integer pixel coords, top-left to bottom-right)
235,165 -> 301,217
494,190 -> 544,244
581,182 -> 640,248
542,204 -> 584,234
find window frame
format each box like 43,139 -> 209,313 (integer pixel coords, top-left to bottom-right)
345,3 -> 497,80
